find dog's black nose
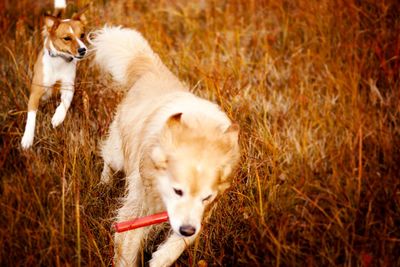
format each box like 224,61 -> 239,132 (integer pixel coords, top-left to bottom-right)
179,225 -> 196,236
78,47 -> 86,56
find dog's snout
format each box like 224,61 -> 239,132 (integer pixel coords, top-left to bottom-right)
179,225 -> 196,237
78,47 -> 86,56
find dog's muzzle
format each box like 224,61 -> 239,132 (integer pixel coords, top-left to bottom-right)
179,225 -> 196,237
78,47 -> 87,56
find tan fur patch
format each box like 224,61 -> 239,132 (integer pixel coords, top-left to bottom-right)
49,21 -> 85,55
125,53 -> 155,86
44,15 -> 86,57
159,114 -> 240,196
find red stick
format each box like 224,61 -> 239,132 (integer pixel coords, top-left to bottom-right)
113,212 -> 169,233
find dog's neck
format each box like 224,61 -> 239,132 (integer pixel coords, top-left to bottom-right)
43,37 -> 75,63
44,48 -> 74,63
45,48 -> 74,63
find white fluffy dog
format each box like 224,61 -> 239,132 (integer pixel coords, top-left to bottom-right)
92,26 -> 240,267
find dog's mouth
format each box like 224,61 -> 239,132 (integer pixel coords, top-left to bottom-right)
55,50 -> 85,61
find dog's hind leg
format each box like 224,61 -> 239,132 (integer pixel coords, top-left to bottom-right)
21,84 -> 45,149
100,120 -> 124,183
149,233 -> 197,267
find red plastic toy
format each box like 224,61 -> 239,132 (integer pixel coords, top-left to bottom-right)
113,212 -> 169,233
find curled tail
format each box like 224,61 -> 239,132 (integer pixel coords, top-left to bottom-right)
91,26 -> 158,88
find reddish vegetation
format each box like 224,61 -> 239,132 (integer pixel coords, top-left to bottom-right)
0,0 -> 399,266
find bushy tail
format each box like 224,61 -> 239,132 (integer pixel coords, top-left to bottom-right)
91,26 -> 157,88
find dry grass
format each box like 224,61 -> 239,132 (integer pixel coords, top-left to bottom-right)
1,0 -> 400,266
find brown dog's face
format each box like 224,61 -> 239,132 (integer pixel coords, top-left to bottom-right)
44,13 -> 87,60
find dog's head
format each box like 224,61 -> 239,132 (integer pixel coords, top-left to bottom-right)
43,9 -> 88,61
150,113 -> 240,237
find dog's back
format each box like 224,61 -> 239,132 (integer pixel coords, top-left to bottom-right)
93,26 -> 234,171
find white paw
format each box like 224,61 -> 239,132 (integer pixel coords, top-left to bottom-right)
21,133 -> 34,149
149,251 -> 174,267
51,107 -> 66,128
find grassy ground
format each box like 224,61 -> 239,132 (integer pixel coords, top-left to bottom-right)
1,0 -> 400,266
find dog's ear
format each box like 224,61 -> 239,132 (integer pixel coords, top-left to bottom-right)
217,181 -> 231,193
44,15 -> 59,29
224,123 -> 240,144
224,123 -> 240,135
164,112 -> 186,135
76,13 -> 88,25
153,113 -> 184,169
72,5 -> 89,25
166,113 -> 183,128
218,163 -> 234,189
161,112 -> 185,146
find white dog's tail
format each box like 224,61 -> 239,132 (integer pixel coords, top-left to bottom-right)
53,0 -> 66,17
54,0 -> 66,9
92,26 -> 161,89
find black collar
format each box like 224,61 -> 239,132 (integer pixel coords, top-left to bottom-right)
47,49 -> 74,63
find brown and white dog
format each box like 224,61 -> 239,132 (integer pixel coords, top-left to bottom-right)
21,9 -> 87,149
93,26 -> 240,267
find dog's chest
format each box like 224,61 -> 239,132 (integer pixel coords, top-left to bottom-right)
42,52 -> 77,85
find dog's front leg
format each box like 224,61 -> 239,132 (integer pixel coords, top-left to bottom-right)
149,232 -> 197,267
114,227 -> 150,267
52,82 -> 74,128
21,84 -> 45,149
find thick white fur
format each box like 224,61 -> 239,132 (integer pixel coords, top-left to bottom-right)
21,111 -> 37,148
54,0 -> 66,9
93,27 -> 156,85
93,26 -> 239,267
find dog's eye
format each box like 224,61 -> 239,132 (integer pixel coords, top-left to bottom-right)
202,194 -> 212,202
173,188 -> 183,197
63,36 -> 72,41
80,33 -> 85,39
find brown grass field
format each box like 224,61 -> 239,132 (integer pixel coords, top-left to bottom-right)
1,0 -> 400,266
